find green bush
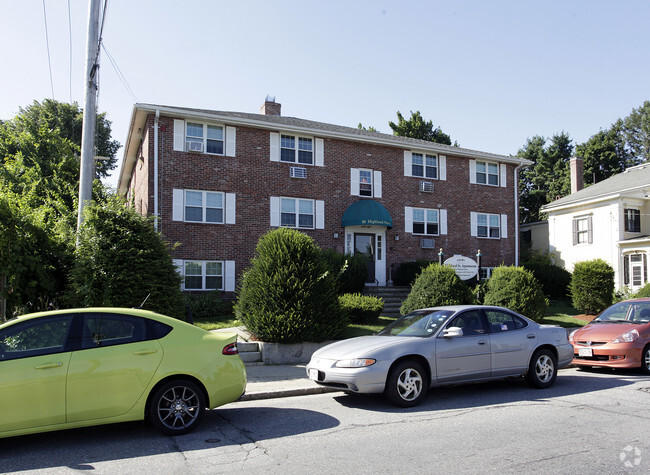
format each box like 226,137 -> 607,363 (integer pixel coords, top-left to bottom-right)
321,249 -> 368,294
394,259 -> 433,286
522,260 -> 572,301
571,259 -> 614,315
234,228 -> 348,343
483,265 -> 548,321
400,263 -> 475,315
634,283 -> 650,298
339,293 -> 384,323
185,291 -> 230,320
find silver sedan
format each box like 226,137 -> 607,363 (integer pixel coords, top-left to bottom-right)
306,305 -> 573,407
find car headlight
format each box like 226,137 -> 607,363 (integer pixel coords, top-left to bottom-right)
568,330 -> 578,342
612,329 -> 639,343
334,358 -> 376,368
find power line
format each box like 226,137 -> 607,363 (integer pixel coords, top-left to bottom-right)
42,0 -> 55,98
102,43 -> 139,103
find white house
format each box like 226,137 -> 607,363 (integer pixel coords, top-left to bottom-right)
541,158 -> 650,291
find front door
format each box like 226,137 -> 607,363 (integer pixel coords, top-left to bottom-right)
355,233 -> 375,283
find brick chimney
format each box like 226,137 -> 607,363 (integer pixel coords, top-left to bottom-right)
260,96 -> 281,116
570,156 -> 584,193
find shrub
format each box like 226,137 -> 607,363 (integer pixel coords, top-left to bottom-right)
394,259 -> 433,286
234,228 -> 348,343
522,260 -> 572,302
571,259 -> 614,315
321,249 -> 368,294
634,283 -> 650,299
339,293 -> 384,323
400,263 -> 475,315
482,265 -> 547,321
185,291 -> 230,320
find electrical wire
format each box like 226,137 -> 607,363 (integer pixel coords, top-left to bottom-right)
101,43 -> 139,103
42,0 -> 55,98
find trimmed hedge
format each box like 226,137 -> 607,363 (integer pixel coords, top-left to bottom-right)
185,291 -> 230,320
394,259 -> 433,286
339,293 -> 384,323
521,260 -> 571,302
571,259 -> 614,315
483,265 -> 547,322
321,249 -> 368,294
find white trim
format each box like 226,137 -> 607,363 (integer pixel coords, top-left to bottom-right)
440,209 -> 448,235
173,119 -> 185,152
405,206 -> 413,233
270,196 -> 280,226
469,160 -> 477,184
404,151 -> 412,176
225,126 -> 236,157
172,189 -> 184,221
225,260 -> 235,292
315,138 -> 324,167
316,200 -> 325,229
470,211 -> 478,237
500,214 -> 508,238
373,170 -> 382,198
500,163 -> 507,188
439,155 -> 447,181
225,193 -> 236,224
270,132 -> 280,162
351,168 -> 359,196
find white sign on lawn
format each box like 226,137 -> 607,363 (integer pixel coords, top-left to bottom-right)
444,255 -> 479,280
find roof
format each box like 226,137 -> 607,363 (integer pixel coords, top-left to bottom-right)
118,103 -> 533,193
541,163 -> 650,212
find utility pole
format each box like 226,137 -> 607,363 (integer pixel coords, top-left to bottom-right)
77,0 -> 101,238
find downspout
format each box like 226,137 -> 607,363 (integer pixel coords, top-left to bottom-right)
514,163 -> 524,266
154,109 -> 159,231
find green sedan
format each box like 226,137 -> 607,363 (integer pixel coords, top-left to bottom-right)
0,308 -> 246,438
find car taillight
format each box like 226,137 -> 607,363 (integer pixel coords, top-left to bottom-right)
222,342 -> 239,356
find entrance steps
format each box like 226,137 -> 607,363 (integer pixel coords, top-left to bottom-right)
362,285 -> 410,318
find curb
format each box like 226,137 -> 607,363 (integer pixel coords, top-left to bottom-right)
239,386 -> 341,401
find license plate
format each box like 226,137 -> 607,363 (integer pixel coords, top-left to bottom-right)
308,368 -> 319,381
578,347 -> 593,357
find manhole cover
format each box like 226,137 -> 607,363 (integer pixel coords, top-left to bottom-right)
639,387 -> 650,393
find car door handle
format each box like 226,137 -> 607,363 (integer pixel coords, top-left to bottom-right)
478,340 -> 487,345
527,334 -> 536,339
133,349 -> 158,355
34,362 -> 63,369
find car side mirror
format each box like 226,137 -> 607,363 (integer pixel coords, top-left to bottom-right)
442,327 -> 463,338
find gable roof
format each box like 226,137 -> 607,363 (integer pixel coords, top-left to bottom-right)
541,163 -> 650,212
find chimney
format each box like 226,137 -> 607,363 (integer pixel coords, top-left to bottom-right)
570,156 -> 584,193
260,96 -> 281,116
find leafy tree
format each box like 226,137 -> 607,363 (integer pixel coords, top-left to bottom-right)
357,123 -> 378,132
67,197 -> 186,318
623,100 -> 650,163
576,120 -> 632,184
389,111 -> 455,146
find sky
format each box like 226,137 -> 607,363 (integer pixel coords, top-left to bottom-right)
1,0 -> 649,189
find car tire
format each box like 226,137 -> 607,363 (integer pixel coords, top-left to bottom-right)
526,349 -> 558,389
641,345 -> 650,375
384,360 -> 428,407
148,380 -> 206,435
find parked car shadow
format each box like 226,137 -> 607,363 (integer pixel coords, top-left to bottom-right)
332,367 -> 647,412
0,407 -> 340,473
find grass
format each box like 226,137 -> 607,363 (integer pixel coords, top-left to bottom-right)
542,300 -> 586,328
193,314 -> 240,331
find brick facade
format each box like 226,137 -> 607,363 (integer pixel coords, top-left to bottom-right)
119,102 -> 529,295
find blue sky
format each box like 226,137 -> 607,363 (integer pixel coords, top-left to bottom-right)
1,1 -> 649,188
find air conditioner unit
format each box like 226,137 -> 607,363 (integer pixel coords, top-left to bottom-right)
290,167 -> 307,179
419,181 -> 434,193
186,141 -> 204,152
421,238 -> 435,249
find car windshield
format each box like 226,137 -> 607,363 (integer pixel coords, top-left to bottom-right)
377,309 -> 454,337
592,301 -> 650,323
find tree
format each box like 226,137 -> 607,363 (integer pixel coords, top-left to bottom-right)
576,120 -> 631,184
482,266 -> 547,322
357,123 -> 378,132
623,100 -> 650,163
389,111 -> 455,146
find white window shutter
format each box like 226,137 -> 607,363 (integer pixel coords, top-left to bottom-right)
172,189 -> 184,221
470,212 -> 478,237
469,160 -> 477,184
350,168 -> 359,196
373,170 -> 382,198
316,200 -> 325,229
500,214 -> 508,238
270,132 -> 280,162
270,196 -> 280,226
172,259 -> 184,289
404,151 -> 412,177
439,155 -> 447,181
405,207 -> 413,233
225,260 -> 235,292
440,209 -> 448,235
173,119 -> 185,152
315,138 -> 324,167
225,193 -> 236,224
500,163 -> 507,187
225,126 -> 236,157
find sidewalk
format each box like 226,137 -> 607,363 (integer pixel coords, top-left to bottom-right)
241,363 -> 340,401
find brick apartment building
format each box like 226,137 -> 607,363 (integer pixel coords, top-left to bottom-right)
117,100 -> 531,295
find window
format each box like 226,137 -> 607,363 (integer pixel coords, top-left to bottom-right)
625,209 -> 641,233
411,153 -> 438,179
81,313 -> 147,349
477,213 -> 500,238
475,161 -> 499,185
412,208 -> 439,235
184,190 -> 224,223
446,311 -> 486,336
281,135 -> 313,164
485,310 -> 527,332
573,216 -> 592,245
359,169 -> 373,196
281,198 -> 314,229
479,267 -> 495,280
351,169 -> 382,198
184,261 -> 223,291
186,122 -> 224,155
0,315 -> 73,360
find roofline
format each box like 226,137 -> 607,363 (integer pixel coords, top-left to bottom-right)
118,103 -> 533,193
541,184 -> 648,213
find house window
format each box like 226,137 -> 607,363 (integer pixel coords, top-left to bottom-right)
477,213 -> 500,238
573,216 -> 592,245
475,161 -> 499,186
625,209 -> 641,233
412,153 -> 438,179
359,169 -> 373,196
281,135 -> 313,164
479,267 -> 495,281
280,198 -> 314,229
186,122 -> 224,155
412,208 -> 439,235
184,190 -> 224,223
184,261 -> 223,291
